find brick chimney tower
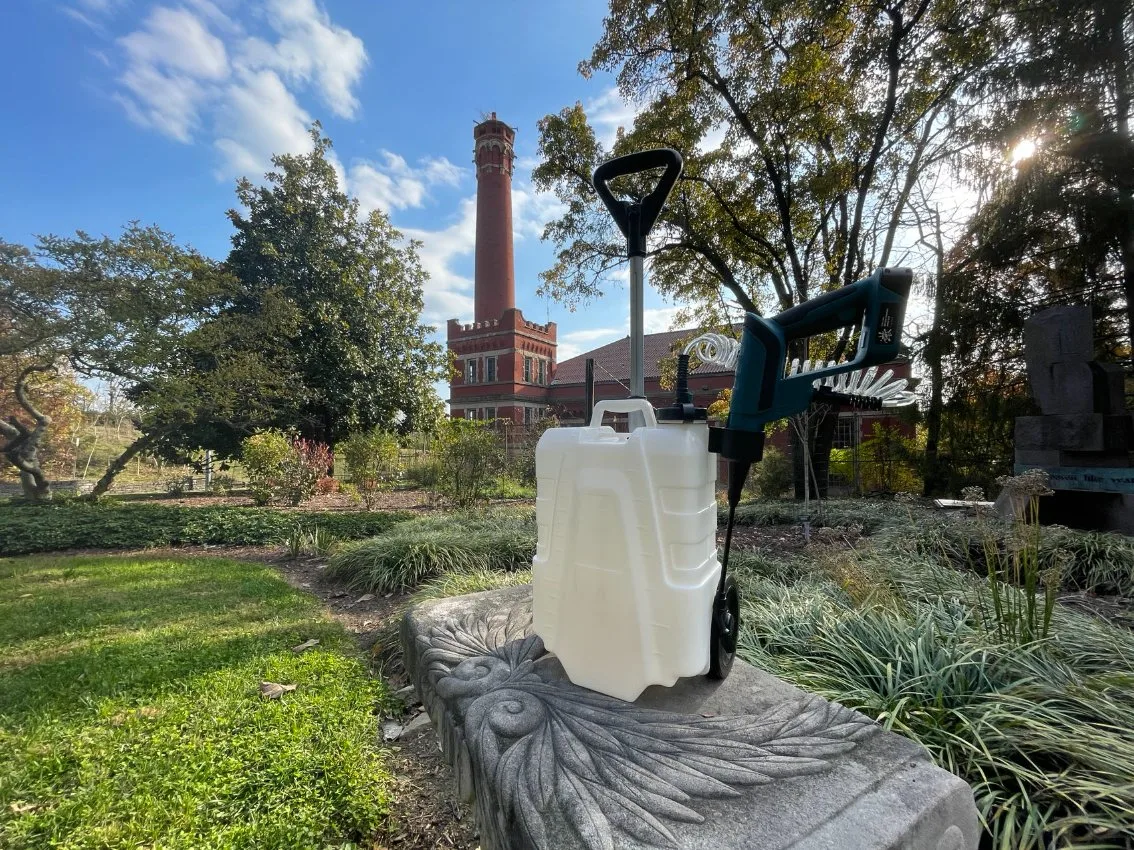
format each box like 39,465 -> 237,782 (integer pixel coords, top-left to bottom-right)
473,112 -> 515,323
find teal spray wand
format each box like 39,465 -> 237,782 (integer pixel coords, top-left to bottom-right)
704,267 -> 913,678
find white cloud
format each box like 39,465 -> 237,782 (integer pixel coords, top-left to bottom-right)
213,68 -> 314,177
643,306 -> 684,334
350,152 -> 466,213
254,0 -> 367,118
120,6 -> 228,78
512,184 -> 566,241
588,87 -> 642,150
110,1 -> 367,179
402,196 -> 478,324
555,326 -> 625,362
113,6 -> 229,141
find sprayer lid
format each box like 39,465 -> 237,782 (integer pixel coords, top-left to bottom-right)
655,403 -> 708,423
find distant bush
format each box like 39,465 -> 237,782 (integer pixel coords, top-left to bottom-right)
326,510 -> 535,593
0,502 -> 410,556
402,459 -> 440,489
433,419 -> 504,507
210,473 -> 236,495
241,431 -> 332,506
338,429 -> 401,510
509,415 -> 559,486
747,446 -> 793,499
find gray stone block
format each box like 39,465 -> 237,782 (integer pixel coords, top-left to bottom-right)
403,585 -> 980,850
1014,449 -> 1063,466
1024,306 -> 1093,366
1047,362 -> 1097,414
1092,362 -> 1127,414
1014,417 -> 1049,450
1015,415 -> 1133,452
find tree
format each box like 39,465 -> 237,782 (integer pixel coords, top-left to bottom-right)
534,0 -> 999,495
0,229 -> 229,499
224,126 -> 446,447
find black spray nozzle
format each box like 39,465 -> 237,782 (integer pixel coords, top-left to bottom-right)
656,352 -> 707,423
812,386 -> 884,410
674,353 -> 693,404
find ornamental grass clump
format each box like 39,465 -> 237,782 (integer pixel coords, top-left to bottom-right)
326,510 -> 535,593
736,556 -> 1134,849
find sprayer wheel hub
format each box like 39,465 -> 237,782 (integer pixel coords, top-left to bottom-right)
707,575 -> 739,680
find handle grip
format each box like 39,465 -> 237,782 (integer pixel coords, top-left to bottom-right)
592,148 -> 683,255
589,398 -> 658,429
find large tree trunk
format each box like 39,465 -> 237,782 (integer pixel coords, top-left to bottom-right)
90,432 -> 157,497
0,365 -> 55,501
922,209 -> 948,497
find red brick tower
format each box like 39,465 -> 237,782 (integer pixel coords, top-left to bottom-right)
473,113 -> 515,323
447,113 -> 557,424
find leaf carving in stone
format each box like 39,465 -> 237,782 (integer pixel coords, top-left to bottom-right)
419,603 -> 877,850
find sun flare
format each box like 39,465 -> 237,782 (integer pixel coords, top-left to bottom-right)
1011,137 -> 1037,165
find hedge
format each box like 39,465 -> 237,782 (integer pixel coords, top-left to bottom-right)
0,502 -> 412,556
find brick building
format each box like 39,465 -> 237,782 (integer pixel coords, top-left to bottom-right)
447,112 -> 912,446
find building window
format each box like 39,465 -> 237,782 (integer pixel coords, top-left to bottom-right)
466,359 -> 478,384
465,409 -> 476,420
486,356 -> 497,383
523,356 -> 532,383
485,407 -> 496,420
538,359 -> 546,385
833,415 -> 856,449
524,407 -> 533,425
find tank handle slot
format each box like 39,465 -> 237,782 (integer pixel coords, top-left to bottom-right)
588,398 -> 658,429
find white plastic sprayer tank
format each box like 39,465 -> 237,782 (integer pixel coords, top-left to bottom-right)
532,398 -> 722,702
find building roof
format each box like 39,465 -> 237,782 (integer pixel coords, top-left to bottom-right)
552,328 -> 732,386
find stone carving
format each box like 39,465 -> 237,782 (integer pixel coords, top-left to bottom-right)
413,602 -> 877,850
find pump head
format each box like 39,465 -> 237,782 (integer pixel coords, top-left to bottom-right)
709,267 -> 912,464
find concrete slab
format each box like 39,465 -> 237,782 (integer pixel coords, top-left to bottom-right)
403,585 -> 981,850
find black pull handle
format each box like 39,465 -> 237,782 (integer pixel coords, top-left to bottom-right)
592,148 -> 683,256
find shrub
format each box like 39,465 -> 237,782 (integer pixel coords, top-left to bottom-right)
747,446 -> 793,499
726,498 -> 914,534
402,458 -> 440,488
241,431 -> 293,505
509,415 -> 559,486
0,502 -> 411,556
210,473 -> 236,495
164,477 -> 188,497
432,419 -> 504,507
338,429 -> 401,510
241,431 -> 332,506
326,511 -> 535,593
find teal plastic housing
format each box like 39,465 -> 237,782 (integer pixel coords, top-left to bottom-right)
727,268 -> 913,433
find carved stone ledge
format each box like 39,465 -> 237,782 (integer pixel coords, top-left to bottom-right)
402,585 -> 980,850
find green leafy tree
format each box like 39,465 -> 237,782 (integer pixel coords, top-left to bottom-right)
534,0 -> 999,496
225,126 -> 446,447
0,228 -> 232,499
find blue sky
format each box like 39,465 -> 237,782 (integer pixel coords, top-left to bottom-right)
1,0 -> 689,396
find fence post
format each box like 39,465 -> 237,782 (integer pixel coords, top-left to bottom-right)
584,357 -> 595,425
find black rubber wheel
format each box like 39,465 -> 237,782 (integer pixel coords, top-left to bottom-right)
707,575 -> 739,680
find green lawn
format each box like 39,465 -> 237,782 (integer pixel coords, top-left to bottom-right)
0,554 -> 393,850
